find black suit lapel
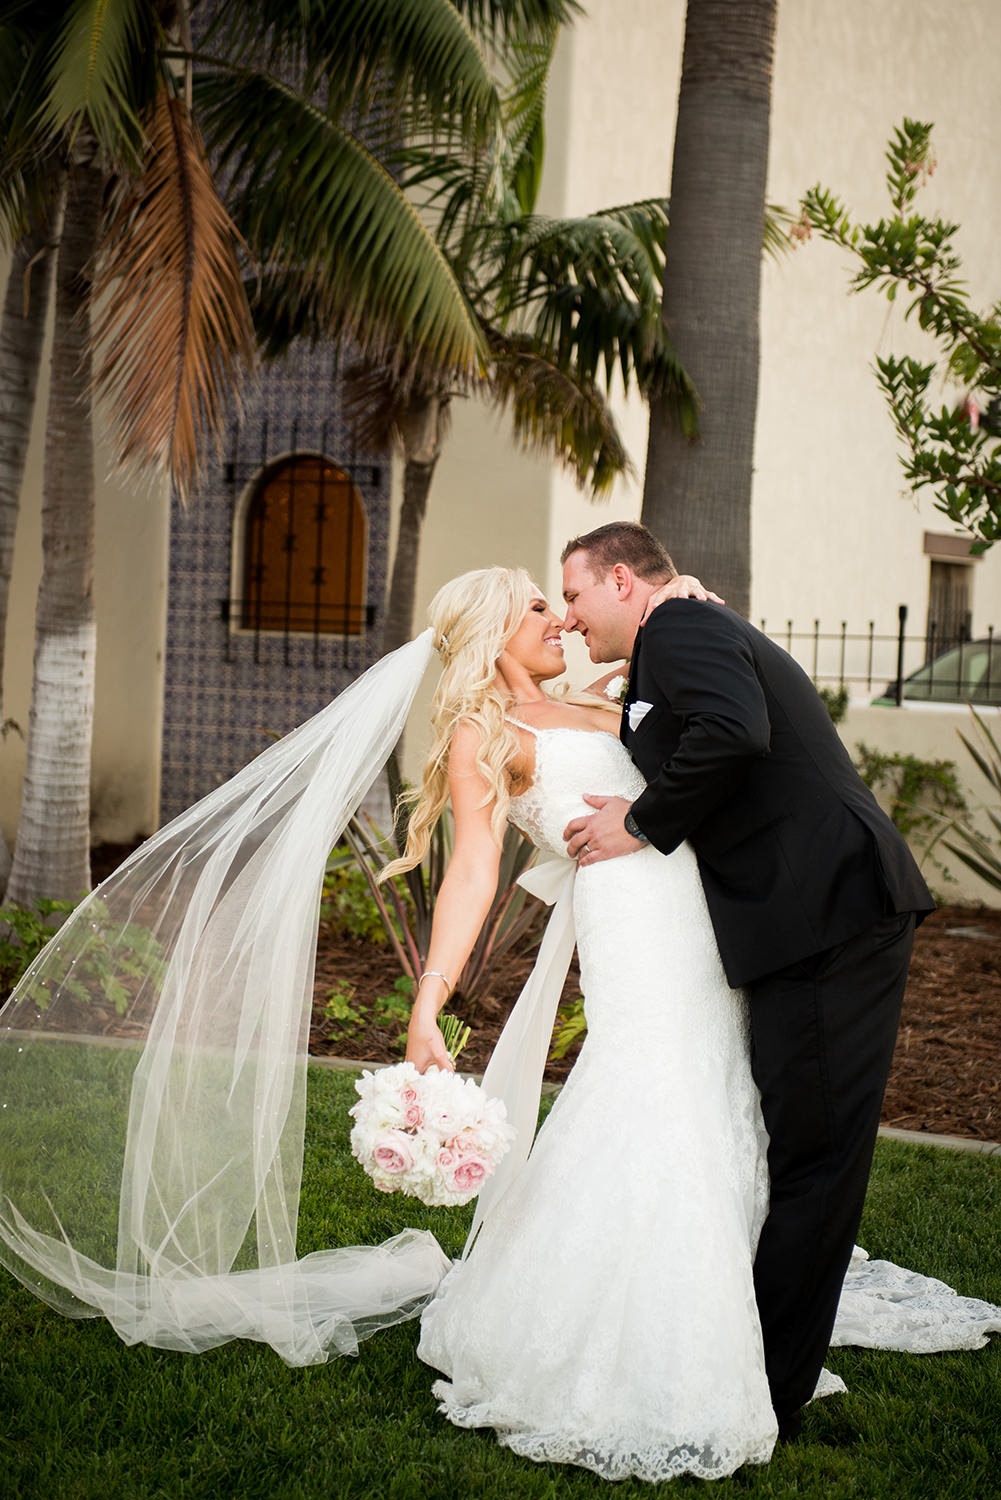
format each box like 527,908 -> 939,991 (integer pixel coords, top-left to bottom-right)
620,626 -> 644,748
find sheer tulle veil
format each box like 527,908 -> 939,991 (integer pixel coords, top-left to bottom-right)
0,630 -> 453,1366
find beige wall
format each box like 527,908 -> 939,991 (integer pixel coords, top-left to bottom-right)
839,704 -> 1001,905
397,399 -> 556,777
0,248 -> 170,853
755,0 -> 1001,641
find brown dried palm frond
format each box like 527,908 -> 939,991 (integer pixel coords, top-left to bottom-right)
487,328 -> 629,494
341,360 -> 456,455
92,86 -> 255,496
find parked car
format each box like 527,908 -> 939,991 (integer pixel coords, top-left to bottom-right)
872,638 -> 1001,706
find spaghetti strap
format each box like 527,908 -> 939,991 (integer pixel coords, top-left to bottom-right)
506,715 -> 541,736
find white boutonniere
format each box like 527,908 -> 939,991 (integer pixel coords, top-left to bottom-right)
604,675 -> 629,704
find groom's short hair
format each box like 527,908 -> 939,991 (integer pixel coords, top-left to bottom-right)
561,522 -> 677,582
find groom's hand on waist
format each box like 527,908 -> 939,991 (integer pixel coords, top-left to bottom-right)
564,796 -> 647,864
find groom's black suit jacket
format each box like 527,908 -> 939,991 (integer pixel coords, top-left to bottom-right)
622,601 -> 934,989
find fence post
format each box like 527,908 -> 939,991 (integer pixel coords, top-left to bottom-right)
894,604 -> 907,706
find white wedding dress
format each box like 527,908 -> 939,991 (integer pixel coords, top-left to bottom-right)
419,722 -> 778,1481
417,721 -> 1001,1483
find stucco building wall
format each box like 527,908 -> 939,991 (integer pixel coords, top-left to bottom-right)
838,704 -> 1001,904
0,258 -> 169,851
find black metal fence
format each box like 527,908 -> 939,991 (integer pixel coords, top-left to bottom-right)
759,605 -> 999,705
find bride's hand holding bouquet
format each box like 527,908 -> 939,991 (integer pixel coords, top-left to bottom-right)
350,1011 -> 515,1208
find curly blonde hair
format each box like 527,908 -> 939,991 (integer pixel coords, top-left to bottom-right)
380,567 -> 536,879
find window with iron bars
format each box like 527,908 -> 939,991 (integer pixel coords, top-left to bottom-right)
238,455 -> 368,636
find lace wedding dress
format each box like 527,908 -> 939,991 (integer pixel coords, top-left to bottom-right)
417,721 -> 1001,1483
419,722 -> 778,1481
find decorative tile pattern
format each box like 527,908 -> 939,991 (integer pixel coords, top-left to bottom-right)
160,342 -> 390,822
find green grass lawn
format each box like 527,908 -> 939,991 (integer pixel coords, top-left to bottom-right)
1,1066 -> 999,1500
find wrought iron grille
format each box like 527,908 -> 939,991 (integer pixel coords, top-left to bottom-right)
219,417 -> 382,667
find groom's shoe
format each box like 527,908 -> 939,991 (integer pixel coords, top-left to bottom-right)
776,1409 -> 803,1445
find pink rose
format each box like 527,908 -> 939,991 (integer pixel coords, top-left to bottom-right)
450,1156 -> 487,1193
373,1130 -> 415,1174
399,1085 -> 423,1128
437,1146 -> 457,1169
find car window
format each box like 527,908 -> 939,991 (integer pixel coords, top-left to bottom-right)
904,644 -> 1001,704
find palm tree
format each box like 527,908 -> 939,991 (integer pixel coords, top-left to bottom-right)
0,198 -> 62,890
641,0 -> 778,618
9,151 -> 102,902
336,30 -> 698,654
0,0 -> 573,903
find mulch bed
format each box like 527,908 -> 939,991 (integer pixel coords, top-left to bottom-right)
881,904 -> 1001,1142
87,844 -> 1001,1144
311,903 -> 1001,1145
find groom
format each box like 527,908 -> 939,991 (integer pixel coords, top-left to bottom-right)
561,521 -> 934,1442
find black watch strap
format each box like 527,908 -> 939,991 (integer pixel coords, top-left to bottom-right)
624,809 -> 649,844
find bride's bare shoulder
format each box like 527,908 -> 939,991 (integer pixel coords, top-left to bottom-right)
509,694 -> 619,735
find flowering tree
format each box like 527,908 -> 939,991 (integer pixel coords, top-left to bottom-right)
801,118 -> 1001,553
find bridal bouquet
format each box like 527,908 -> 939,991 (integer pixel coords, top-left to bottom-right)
349,1041 -> 515,1207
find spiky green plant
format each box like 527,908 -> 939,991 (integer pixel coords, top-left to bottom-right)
942,708 -> 1001,891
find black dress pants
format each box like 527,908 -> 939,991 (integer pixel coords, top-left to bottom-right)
747,911 -> 916,1424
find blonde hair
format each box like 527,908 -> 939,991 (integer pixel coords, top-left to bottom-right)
381,567 -> 537,879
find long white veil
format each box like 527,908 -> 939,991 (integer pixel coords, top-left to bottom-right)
0,631 -> 450,1366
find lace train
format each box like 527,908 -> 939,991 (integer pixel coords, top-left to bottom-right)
832,1247 -> 1001,1353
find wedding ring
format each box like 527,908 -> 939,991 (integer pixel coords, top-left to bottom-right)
582,843 -> 590,855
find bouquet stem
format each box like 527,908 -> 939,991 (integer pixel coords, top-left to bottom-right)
438,1012 -> 471,1061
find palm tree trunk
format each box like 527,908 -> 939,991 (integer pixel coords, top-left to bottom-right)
0,186 -> 66,894
641,0 -> 776,618
381,395 -> 447,656
6,160 -> 103,907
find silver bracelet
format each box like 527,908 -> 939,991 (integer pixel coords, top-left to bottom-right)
418,969 -> 451,993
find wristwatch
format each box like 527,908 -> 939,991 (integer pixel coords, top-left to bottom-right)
624,809 -> 650,844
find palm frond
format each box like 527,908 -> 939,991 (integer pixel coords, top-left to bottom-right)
204,0 -> 499,147
384,22 -> 558,253
452,0 -> 581,40
499,23 -> 557,215
394,144 -> 498,275
92,87 -> 255,495
492,207 -> 667,312
0,11 -> 66,239
340,361 -> 455,455
488,328 -> 630,494
485,200 -> 698,429
43,0 -> 161,167
197,66 -> 486,382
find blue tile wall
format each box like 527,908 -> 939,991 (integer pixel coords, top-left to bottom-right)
160,342 -> 390,822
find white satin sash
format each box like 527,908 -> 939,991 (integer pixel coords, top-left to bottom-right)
465,855 -> 577,1248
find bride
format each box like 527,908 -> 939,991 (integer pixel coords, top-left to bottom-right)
0,565 -> 997,1484
394,565 -> 777,1479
